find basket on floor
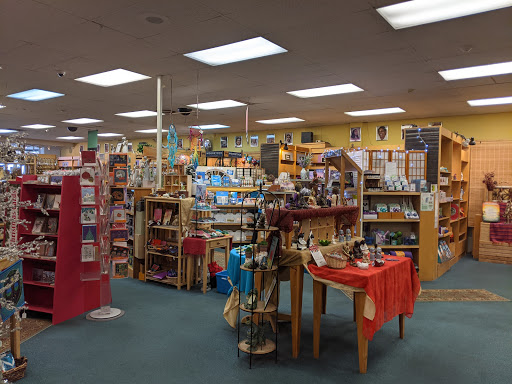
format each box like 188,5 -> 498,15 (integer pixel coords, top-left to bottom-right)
3,357 -> 27,382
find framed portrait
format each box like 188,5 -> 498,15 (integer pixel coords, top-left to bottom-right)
220,136 -> 228,148
79,145 -> 84,152
285,154 -> 291,161
376,126 -> 388,141
250,135 -> 259,147
284,132 -> 293,145
350,127 -> 361,142
266,134 -> 275,144
104,143 -> 109,153
177,139 -> 183,149
127,142 -> 133,152
96,144 -> 100,153
234,136 -> 243,148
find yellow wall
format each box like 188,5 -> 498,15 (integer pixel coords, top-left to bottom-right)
61,112 -> 511,155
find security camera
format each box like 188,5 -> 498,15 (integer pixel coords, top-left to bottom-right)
67,126 -> 78,132
57,71 -> 66,78
178,107 -> 192,116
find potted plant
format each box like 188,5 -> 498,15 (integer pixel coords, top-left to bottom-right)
298,153 -> 314,180
482,172 -> 498,201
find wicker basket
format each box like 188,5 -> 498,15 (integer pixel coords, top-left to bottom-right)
4,357 -> 27,382
325,253 -> 347,269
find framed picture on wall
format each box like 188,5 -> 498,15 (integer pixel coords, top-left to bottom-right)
235,136 -> 243,148
376,125 -> 388,141
220,136 -> 228,148
266,134 -> 275,144
104,143 -> 109,153
177,139 -> 183,149
79,145 -> 84,152
350,127 -> 361,142
96,144 -> 100,153
250,135 -> 259,147
284,132 -> 293,145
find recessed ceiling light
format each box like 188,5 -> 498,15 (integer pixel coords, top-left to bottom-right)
75,69 -> 151,87
439,61 -> 512,81
135,129 -> 159,133
0,129 -> 17,134
377,0 -> 512,30
184,37 -> 287,66
467,96 -> 512,106
287,84 -> 364,98
187,100 -> 247,110
345,107 -> 405,116
21,124 -> 56,129
7,89 -> 64,101
56,136 -> 84,140
188,124 -> 230,130
62,118 -> 103,124
98,133 -> 124,137
115,110 -> 158,118
256,117 -> 305,124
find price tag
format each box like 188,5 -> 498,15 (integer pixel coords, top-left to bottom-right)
310,245 -> 326,267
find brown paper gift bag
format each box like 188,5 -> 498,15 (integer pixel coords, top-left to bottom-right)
223,277 -> 239,328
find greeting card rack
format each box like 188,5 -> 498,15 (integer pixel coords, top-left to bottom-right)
18,175 -> 103,324
237,186 -> 281,368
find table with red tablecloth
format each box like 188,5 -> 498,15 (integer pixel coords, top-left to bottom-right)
183,236 -> 232,293
308,257 -> 421,373
489,202 -> 512,244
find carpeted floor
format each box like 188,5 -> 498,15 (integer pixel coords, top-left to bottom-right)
17,254 -> 512,383
340,288 -> 510,302
0,315 -> 52,354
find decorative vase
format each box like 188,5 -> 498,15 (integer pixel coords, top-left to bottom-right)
300,167 -> 308,180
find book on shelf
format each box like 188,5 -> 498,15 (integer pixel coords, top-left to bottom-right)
46,217 -> 59,234
32,268 -> 44,282
46,241 -> 56,257
33,194 -> 46,209
32,217 -> 47,234
153,208 -> 163,222
45,194 -> 56,210
42,270 -> 55,285
53,194 -> 61,209
264,276 -> 277,309
162,209 -> 173,225
112,259 -> 129,279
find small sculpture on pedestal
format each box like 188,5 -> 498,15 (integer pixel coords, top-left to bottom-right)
244,288 -> 259,310
352,240 -> 362,259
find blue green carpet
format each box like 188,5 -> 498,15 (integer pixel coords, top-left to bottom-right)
20,255 -> 512,383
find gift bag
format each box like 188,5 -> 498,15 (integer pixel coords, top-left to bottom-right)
223,277 -> 239,328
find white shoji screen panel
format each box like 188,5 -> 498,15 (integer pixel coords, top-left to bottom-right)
407,151 -> 426,181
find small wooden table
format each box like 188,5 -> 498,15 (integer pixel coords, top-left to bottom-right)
184,236 -> 232,294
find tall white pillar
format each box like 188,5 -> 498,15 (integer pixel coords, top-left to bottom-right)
156,75 -> 163,188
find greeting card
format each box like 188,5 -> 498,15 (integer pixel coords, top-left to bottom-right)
81,150 -> 96,167
114,168 -> 128,185
81,187 -> 96,205
82,225 -> 98,243
81,244 -> 96,262
81,207 -> 97,224
80,167 -> 95,185
110,229 -> 128,242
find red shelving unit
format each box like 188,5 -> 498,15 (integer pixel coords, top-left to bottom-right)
18,175 -> 107,324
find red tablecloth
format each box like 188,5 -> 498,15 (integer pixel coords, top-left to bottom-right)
183,236 -> 232,256
265,206 -> 359,233
309,257 -> 420,341
490,222 -> 512,244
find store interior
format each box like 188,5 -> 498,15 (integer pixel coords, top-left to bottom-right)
0,1 -> 511,383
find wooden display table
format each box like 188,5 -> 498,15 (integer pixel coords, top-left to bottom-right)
308,257 -> 420,373
183,236 -> 232,293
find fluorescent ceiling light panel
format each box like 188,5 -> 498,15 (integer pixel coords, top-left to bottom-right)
188,124 -> 230,129
256,117 -> 304,124
184,37 -> 287,66
0,105 -> 5,109
377,0 -> 512,30
75,69 -> 151,87
135,129 -> 159,133
62,118 -> 103,124
21,124 -> 55,129
439,61 -> 512,81
115,110 -> 158,118
187,100 -> 247,110
0,129 -> 18,133
56,136 -> 84,140
7,89 -> 64,101
467,96 -> 512,106
345,107 -> 405,116
98,133 -> 123,137
287,84 -> 364,98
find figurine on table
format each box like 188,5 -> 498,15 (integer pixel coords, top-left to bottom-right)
352,240 -> 363,259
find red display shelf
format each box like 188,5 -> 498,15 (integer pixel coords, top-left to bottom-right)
19,232 -> 59,238
21,255 -> 56,262
23,208 -> 60,213
18,175 -> 106,325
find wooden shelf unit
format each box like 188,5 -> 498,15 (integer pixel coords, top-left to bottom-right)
144,197 -> 186,289
127,187 -> 152,280
18,175 -> 104,324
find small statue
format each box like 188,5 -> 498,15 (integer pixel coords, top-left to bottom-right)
331,234 -> 337,245
376,247 -> 383,260
245,324 -> 267,351
360,240 -> 369,259
505,201 -> 512,223
259,257 -> 268,270
306,230 -> 314,248
342,242 -> 356,266
352,241 -> 362,259
256,213 -> 266,228
244,288 -> 259,310
316,194 -> 329,208
297,232 -> 307,250
369,247 -> 376,263
243,258 -> 258,269
361,251 -> 370,264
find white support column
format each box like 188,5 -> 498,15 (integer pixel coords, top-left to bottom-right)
156,75 -> 163,188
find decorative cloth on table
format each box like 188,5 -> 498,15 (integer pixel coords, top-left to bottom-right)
308,257 -> 421,341
183,236 -> 232,256
265,206 -> 359,233
489,222 -> 512,244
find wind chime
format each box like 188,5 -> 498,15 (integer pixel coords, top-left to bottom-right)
163,77 -> 178,169
188,71 -> 203,170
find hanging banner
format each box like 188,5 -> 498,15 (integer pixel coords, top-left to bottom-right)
205,151 -> 223,158
228,152 -> 242,158
245,106 -> 249,143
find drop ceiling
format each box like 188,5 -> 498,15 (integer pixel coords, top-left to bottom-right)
0,0 -> 511,141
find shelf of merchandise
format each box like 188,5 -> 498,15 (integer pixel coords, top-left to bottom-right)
127,187 -> 152,279
144,197 -> 186,289
207,186 -> 258,193
18,175 -> 103,325
362,192 -> 421,265
164,165 -> 192,195
435,128 -> 470,279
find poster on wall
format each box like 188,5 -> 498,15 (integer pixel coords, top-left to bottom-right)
350,127 -> 361,142
234,136 -> 242,148
220,136 -> 228,148
250,135 -> 259,147
284,132 -> 293,145
266,134 -> 275,144
376,126 -> 388,141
